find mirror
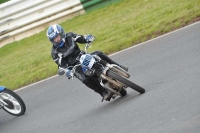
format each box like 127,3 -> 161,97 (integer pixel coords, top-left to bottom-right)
57,69 -> 65,76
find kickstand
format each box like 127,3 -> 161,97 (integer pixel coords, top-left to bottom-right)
101,97 -> 111,102
101,97 -> 104,102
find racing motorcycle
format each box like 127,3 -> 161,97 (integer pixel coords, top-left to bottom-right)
0,86 -> 26,116
58,41 -> 145,102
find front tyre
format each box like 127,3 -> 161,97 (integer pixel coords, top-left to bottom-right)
107,70 -> 145,94
0,89 -> 26,116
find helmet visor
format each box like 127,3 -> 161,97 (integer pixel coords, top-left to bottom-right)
51,34 -> 65,47
53,34 -> 61,44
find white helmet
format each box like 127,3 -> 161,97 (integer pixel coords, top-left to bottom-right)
46,24 -> 66,47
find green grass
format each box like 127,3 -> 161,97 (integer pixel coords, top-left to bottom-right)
0,0 -> 200,90
0,0 -> 8,4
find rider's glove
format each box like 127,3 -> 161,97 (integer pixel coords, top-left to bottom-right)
85,34 -> 95,43
66,69 -> 72,79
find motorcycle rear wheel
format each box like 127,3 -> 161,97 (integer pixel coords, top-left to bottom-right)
107,70 -> 145,94
0,89 -> 26,116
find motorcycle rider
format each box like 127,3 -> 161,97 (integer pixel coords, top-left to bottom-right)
46,24 -> 128,101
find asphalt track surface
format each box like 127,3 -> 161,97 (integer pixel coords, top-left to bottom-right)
0,22 -> 200,133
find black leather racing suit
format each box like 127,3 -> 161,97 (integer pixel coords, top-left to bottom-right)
51,32 -> 120,96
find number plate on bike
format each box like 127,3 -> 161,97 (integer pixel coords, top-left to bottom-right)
80,54 -> 95,69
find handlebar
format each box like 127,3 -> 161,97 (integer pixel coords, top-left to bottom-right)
85,36 -> 96,53
85,42 -> 92,53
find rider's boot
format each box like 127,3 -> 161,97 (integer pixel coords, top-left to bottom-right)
117,64 -> 128,71
93,51 -> 128,71
102,90 -> 111,101
109,61 -> 128,71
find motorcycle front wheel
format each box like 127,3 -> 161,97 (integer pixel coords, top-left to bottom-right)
107,70 -> 145,94
0,89 -> 26,116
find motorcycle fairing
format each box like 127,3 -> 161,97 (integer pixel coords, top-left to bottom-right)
80,54 -> 96,69
80,54 -> 96,76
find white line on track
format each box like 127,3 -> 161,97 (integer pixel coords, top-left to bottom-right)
15,21 -> 200,92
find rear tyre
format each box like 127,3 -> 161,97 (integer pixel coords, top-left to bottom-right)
107,70 -> 145,94
1,89 -> 26,116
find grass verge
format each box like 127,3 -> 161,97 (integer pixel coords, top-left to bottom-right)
0,0 -> 200,90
